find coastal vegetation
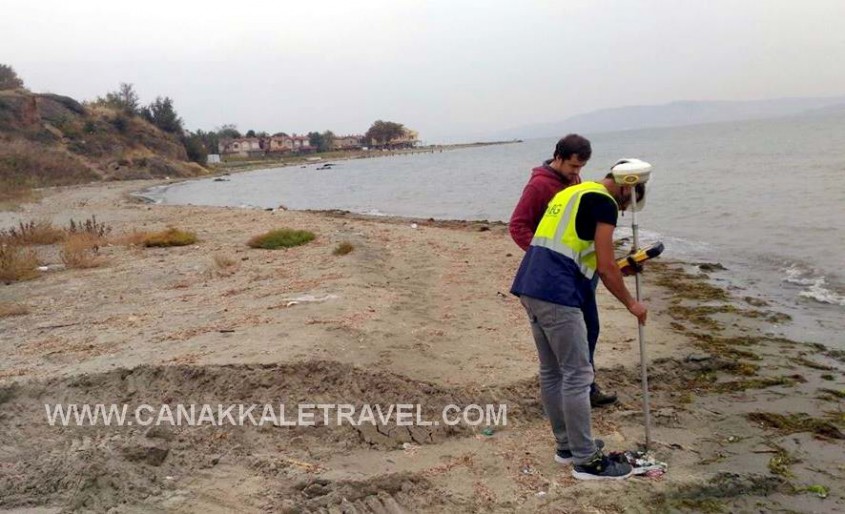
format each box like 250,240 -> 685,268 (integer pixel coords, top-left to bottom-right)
332,242 -> 355,256
0,216 -> 114,280
0,64 -> 24,90
0,243 -> 39,283
0,68 -> 205,202
247,229 -> 315,249
59,233 -> 104,269
137,228 -> 198,248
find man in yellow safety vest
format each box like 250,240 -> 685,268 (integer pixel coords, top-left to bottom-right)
510,173 -> 647,480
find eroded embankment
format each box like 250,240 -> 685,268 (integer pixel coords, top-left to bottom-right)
0,361 -> 542,511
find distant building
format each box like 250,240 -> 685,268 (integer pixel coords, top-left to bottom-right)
267,136 -> 291,154
219,134 -> 315,156
218,137 -> 263,157
331,135 -> 363,150
287,134 -> 313,152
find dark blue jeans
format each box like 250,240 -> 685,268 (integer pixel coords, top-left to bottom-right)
582,291 -> 600,394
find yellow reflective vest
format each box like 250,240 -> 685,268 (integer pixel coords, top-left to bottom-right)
530,182 -> 618,280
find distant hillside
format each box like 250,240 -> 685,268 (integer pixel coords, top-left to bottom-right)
0,89 -> 206,196
491,96 -> 845,140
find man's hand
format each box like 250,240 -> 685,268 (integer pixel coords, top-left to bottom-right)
627,301 -> 648,325
596,222 -> 644,318
620,260 -> 644,277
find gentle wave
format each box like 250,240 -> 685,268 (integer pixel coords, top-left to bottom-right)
783,264 -> 845,306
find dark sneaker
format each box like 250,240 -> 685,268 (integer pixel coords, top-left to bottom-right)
590,386 -> 618,408
572,453 -> 633,480
555,439 -> 605,465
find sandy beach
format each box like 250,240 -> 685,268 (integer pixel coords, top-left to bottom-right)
1,181 -> 843,513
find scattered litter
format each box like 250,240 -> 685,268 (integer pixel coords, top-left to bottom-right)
281,294 -> 339,307
280,456 -> 322,472
610,450 -> 668,478
410,223 -> 418,229
536,491 -> 547,498
482,427 -> 495,437
521,464 -> 535,475
402,442 -> 419,456
36,264 -> 64,272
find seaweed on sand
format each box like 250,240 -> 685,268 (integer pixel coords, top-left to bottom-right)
747,412 -> 845,439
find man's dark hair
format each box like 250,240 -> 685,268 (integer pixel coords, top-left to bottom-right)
554,134 -> 591,161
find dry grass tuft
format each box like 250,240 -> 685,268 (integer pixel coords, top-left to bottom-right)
0,243 -> 39,283
0,219 -> 65,245
67,215 -> 112,239
206,253 -> 238,278
0,186 -> 38,211
213,254 -> 237,269
60,233 -> 104,269
0,139 -> 99,191
141,228 -> 197,247
0,301 -> 29,317
114,230 -> 150,247
332,242 -> 355,256
117,228 -> 197,248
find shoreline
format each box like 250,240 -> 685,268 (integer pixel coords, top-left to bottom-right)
208,139 -> 523,175
0,181 -> 843,512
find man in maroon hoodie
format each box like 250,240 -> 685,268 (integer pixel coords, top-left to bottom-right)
509,134 -> 618,407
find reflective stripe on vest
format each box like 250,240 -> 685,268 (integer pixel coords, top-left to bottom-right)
529,182 -> 617,279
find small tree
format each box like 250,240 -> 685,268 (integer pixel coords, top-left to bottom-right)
182,132 -> 208,165
365,120 -> 405,147
194,129 -> 219,156
96,83 -> 140,115
307,131 -> 324,151
322,130 -> 335,152
246,129 -> 256,138
216,124 -> 241,139
0,64 -> 24,90
141,96 -> 183,134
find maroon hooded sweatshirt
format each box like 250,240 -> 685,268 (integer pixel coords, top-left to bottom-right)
508,162 -> 582,251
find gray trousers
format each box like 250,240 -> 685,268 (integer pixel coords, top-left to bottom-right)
520,295 -> 597,463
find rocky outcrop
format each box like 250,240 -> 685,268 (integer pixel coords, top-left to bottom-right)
0,90 -> 206,188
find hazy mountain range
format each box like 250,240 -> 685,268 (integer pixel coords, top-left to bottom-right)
485,95 -> 845,141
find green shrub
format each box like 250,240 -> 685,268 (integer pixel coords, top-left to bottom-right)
248,229 -> 315,249
112,113 -> 129,133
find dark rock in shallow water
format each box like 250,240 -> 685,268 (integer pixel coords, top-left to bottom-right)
696,262 -> 727,272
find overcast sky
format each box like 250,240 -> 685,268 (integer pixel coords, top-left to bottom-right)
3,0 -> 844,143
